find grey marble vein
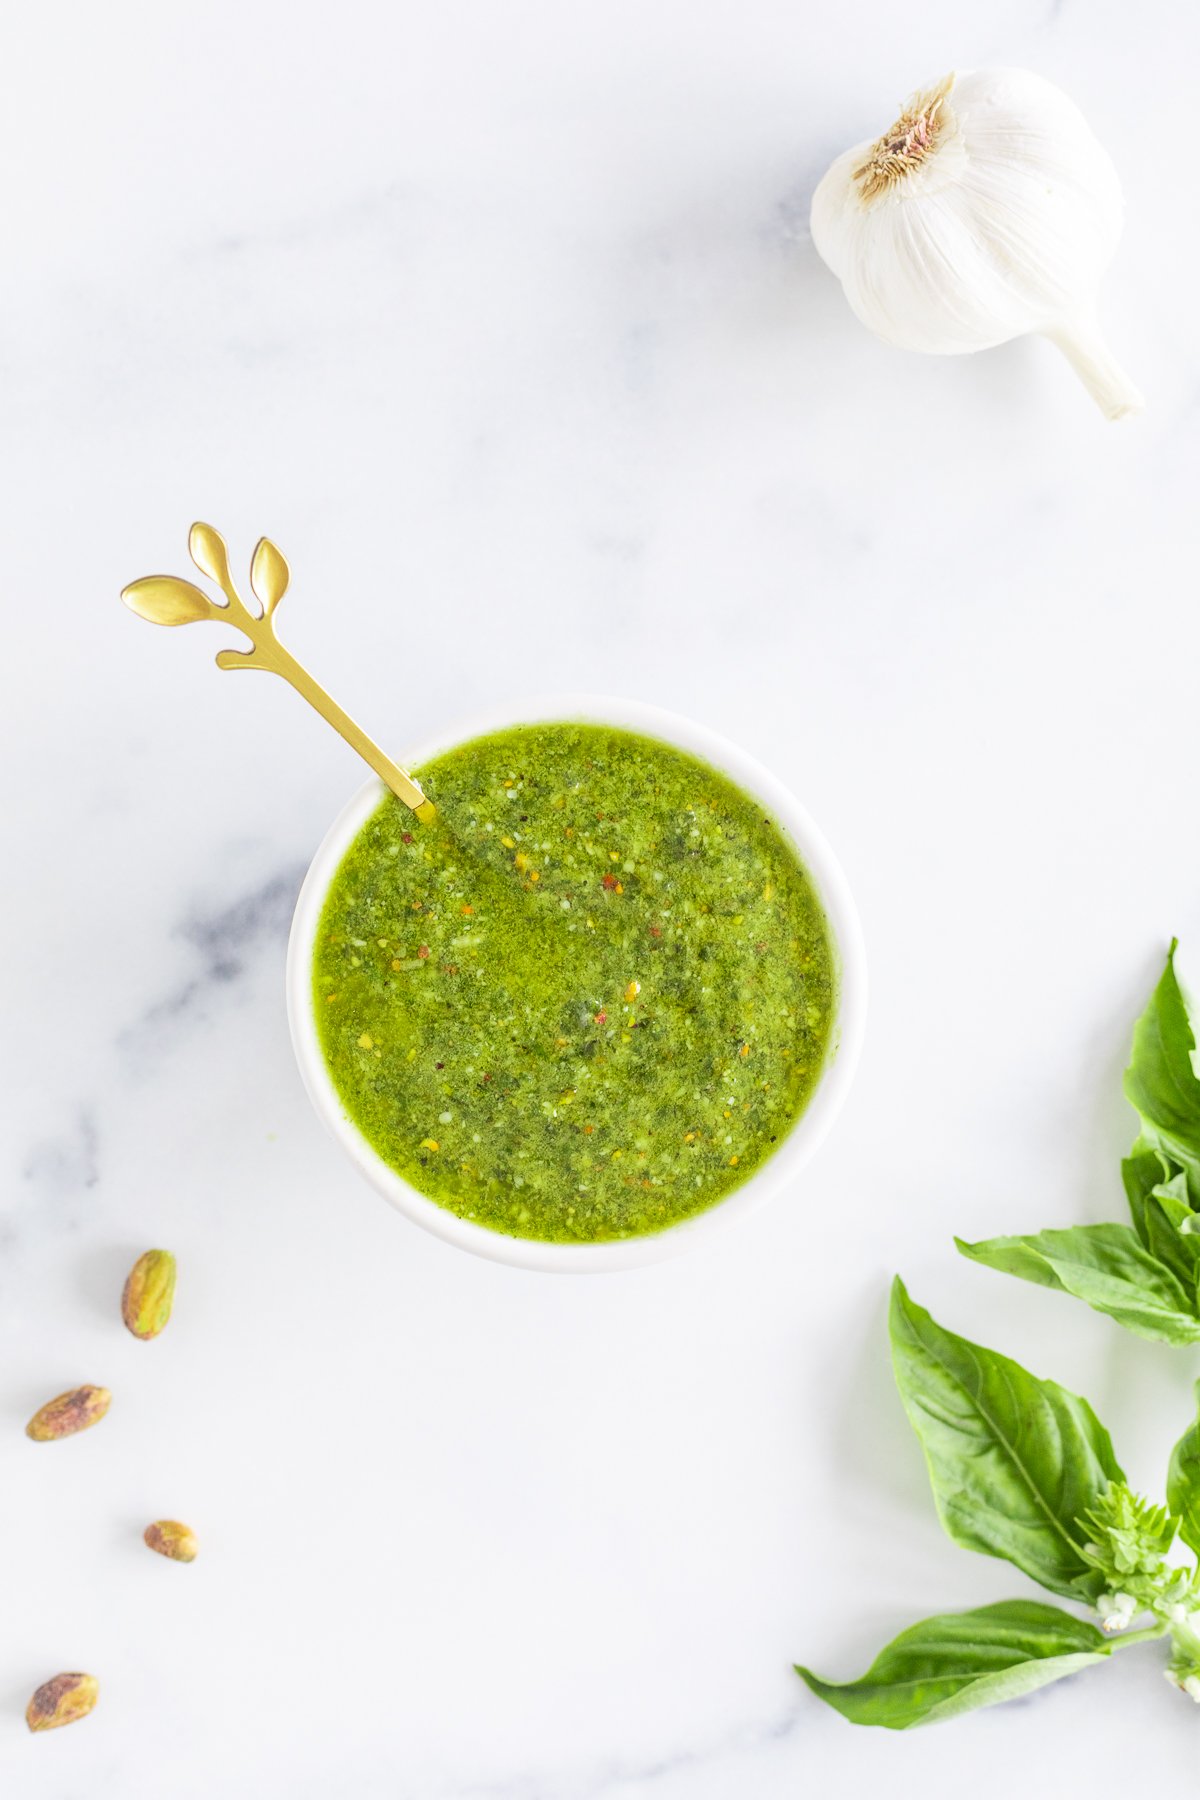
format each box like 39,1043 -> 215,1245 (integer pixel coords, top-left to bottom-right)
117,862 -> 306,1070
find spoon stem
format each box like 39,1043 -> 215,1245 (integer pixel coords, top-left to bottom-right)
246,634 -> 435,821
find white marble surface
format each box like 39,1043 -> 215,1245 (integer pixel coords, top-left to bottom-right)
4,0 -> 1200,1792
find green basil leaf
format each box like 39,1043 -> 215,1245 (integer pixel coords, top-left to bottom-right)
796,1599 -> 1112,1729
1125,943 -> 1200,1204
955,1225 -> 1200,1345
1121,1145 -> 1200,1296
1143,1199 -> 1200,1299
1167,1381 -> 1200,1559
890,1279 -> 1124,1599
1155,1194 -> 1195,1232
1123,1145 -> 1171,1245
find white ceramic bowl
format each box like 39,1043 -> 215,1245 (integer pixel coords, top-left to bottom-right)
287,696 -> 866,1271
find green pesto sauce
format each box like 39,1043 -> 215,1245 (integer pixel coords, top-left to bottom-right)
312,723 -> 835,1243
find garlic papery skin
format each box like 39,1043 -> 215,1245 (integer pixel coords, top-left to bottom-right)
810,68 -> 1143,419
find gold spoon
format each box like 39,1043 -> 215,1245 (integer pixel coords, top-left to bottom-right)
121,522 -> 435,823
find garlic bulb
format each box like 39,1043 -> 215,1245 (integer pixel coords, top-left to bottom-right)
810,69 -> 1142,419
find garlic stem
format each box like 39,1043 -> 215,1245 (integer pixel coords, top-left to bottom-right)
1043,314 -> 1144,421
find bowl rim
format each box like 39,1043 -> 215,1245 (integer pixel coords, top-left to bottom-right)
286,694 -> 866,1271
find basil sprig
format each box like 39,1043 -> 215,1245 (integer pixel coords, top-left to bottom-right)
960,943 -> 1200,1343
803,946 -> 1200,1728
800,1282 -> 1200,1728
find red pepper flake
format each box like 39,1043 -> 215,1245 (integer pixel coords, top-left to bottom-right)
418,945 -> 430,959
595,1011 -> 607,1025
435,1062 -> 444,1069
649,925 -> 662,938
482,1072 -> 492,1083
402,832 -> 413,844
602,873 -> 618,890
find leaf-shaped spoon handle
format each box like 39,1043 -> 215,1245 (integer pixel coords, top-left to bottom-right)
122,523 -> 435,824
